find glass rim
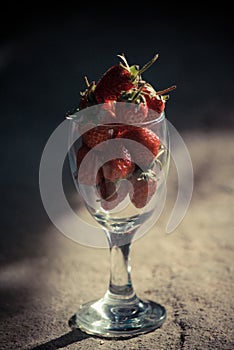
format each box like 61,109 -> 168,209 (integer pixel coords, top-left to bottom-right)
67,103 -> 166,127
134,110 -> 165,127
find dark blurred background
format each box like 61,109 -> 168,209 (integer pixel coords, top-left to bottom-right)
1,3 -> 233,128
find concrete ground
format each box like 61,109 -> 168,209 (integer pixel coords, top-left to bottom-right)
0,6 -> 233,350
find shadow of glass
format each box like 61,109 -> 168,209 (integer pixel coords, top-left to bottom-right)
28,329 -> 90,350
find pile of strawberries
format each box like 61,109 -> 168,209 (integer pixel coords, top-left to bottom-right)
71,53 -> 176,210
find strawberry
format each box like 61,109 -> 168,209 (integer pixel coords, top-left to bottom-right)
97,178 -> 117,200
115,86 -> 148,123
94,64 -> 135,103
102,145 -> 135,182
129,172 -> 157,209
94,54 -> 159,104
142,84 -> 177,119
117,126 -> 161,169
98,100 -> 116,123
82,125 -> 117,149
76,144 -> 102,185
116,101 -> 148,124
101,179 -> 130,211
147,94 -> 166,114
67,53 -> 176,125
76,143 -> 90,169
121,102 -> 148,124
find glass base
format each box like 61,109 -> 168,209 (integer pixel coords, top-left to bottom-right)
68,294 -> 166,338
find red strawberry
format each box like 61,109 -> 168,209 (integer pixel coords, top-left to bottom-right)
94,54 -> 159,104
98,100 -> 116,123
76,144 -> 90,169
94,64 -> 135,103
76,144 -> 102,185
117,126 -> 161,169
146,94 -> 166,114
101,179 -> 130,211
115,101 -> 148,123
142,83 -> 165,115
102,146 -> 135,182
82,125 -> 117,149
143,84 -> 177,119
129,172 -> 157,209
98,178 -> 117,200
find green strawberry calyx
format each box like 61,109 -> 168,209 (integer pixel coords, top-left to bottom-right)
118,53 -> 159,83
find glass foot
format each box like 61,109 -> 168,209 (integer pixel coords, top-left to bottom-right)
68,295 -> 166,338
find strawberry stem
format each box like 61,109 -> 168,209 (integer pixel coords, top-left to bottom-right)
84,76 -> 90,87
130,84 -> 145,102
138,53 -> 159,77
156,85 -> 177,95
117,53 -> 130,71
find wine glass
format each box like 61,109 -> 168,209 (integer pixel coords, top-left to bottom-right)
67,102 -> 170,338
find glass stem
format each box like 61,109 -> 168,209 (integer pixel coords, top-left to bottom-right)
105,230 -> 136,300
